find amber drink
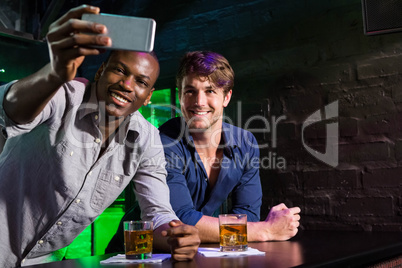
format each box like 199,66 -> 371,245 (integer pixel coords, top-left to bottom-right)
219,214 -> 248,251
124,221 -> 153,259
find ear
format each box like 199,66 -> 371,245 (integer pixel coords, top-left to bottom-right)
94,63 -> 106,81
223,89 -> 232,107
143,88 -> 155,106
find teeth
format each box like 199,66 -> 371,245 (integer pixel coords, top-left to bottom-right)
194,111 -> 208,115
111,92 -> 128,103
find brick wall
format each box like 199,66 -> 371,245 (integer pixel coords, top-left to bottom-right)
151,0 -> 402,231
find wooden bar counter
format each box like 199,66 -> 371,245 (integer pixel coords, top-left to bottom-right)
24,230 -> 402,268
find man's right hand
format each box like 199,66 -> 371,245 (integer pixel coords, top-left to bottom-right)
263,203 -> 301,241
46,5 -> 111,84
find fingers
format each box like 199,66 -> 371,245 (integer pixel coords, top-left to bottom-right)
168,220 -> 183,228
265,204 -> 301,241
170,248 -> 198,262
290,207 -> 301,230
49,32 -> 110,58
164,221 -> 200,261
51,5 -> 100,27
270,203 -> 288,211
169,240 -> 199,262
290,226 -> 299,237
292,220 -> 300,228
45,5 -> 111,82
161,220 -> 184,237
47,11 -> 111,51
289,206 -> 301,215
167,235 -> 200,251
166,222 -> 196,237
167,234 -> 200,251
48,19 -> 106,41
288,207 -> 301,226
289,207 -> 301,236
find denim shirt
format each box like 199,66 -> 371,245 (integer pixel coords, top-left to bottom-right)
0,80 -> 177,267
159,117 -> 262,226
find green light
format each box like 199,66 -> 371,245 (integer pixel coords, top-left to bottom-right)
0,69 -> 5,73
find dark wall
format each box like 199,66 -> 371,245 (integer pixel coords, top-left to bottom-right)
0,38 -> 48,82
151,0 -> 402,231
1,0 -> 401,231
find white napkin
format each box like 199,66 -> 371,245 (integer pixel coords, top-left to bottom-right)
198,247 -> 265,257
100,254 -> 171,264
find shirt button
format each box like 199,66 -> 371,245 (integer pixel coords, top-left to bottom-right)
38,240 -> 44,244
95,115 -> 99,120
88,171 -> 93,176
57,221 -> 63,225
205,178 -> 208,181
95,138 -> 101,143
75,199 -> 81,204
70,151 -> 74,156
21,259 -> 26,264
114,176 -> 120,181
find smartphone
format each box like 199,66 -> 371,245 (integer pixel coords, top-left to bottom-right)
82,13 -> 156,52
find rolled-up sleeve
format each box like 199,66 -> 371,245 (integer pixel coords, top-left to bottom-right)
0,81 -> 58,138
132,129 -> 179,229
0,81 -> 16,129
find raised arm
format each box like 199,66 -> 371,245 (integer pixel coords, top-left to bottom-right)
3,5 -> 111,124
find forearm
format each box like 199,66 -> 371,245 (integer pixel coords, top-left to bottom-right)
194,216 -> 270,243
194,215 -> 220,243
4,63 -> 64,124
247,221 -> 270,242
196,219 -> 271,242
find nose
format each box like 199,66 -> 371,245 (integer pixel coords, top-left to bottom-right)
195,91 -> 207,106
119,77 -> 134,92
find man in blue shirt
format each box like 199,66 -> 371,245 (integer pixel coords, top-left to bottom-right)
159,51 -> 301,242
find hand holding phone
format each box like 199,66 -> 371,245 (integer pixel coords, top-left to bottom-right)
82,13 -> 156,52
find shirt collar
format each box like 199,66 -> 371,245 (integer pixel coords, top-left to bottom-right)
77,82 -> 99,120
221,122 -> 237,157
183,119 -> 237,158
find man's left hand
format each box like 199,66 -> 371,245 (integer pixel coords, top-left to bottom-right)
161,220 -> 200,261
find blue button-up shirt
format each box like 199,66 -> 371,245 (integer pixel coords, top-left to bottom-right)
159,117 -> 262,226
0,80 -> 178,267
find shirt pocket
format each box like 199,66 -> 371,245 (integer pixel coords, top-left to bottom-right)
90,170 -> 126,212
54,139 -> 89,166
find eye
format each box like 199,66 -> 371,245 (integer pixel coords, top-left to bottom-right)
111,66 -> 125,75
137,79 -> 149,87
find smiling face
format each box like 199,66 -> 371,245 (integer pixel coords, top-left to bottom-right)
180,73 -> 232,133
95,51 -> 159,119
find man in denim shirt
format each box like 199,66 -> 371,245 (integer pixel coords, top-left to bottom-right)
0,5 -> 199,267
159,51 -> 301,243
